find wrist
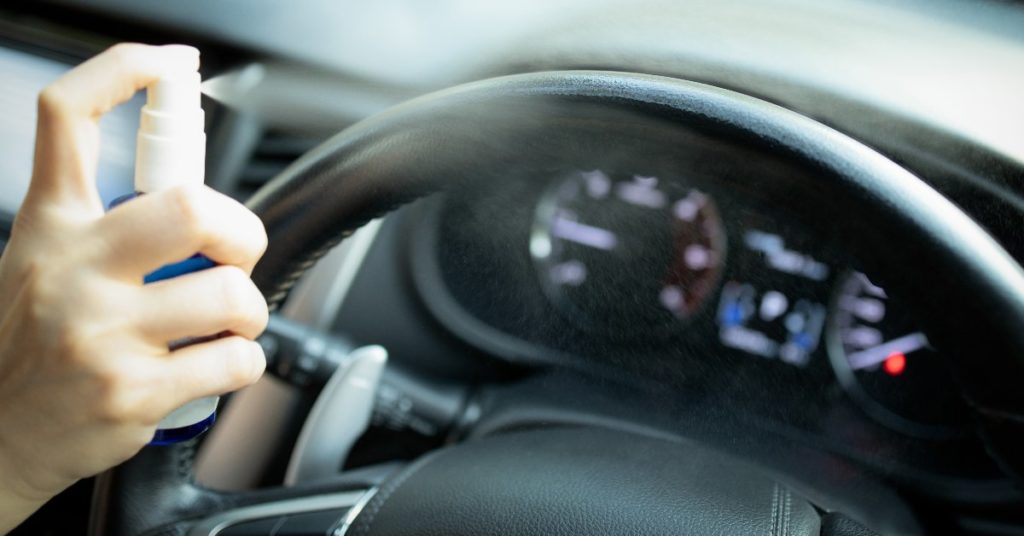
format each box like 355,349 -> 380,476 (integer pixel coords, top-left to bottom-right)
0,443 -> 54,533
0,482 -> 49,535
0,489 -> 45,535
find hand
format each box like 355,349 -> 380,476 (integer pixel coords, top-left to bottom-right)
0,44 -> 269,532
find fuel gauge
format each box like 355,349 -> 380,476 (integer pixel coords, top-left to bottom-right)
827,271 -> 969,436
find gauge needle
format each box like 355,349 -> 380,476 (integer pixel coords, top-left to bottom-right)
551,217 -> 618,251
847,332 -> 929,370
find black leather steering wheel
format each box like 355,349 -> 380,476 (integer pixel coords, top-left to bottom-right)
89,71 -> 1024,535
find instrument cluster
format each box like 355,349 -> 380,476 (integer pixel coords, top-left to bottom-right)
412,167 -> 972,440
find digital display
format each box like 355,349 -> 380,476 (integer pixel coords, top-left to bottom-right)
743,229 -> 829,281
0,46 -> 142,216
716,229 -> 829,367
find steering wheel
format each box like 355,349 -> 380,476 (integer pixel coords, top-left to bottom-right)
88,71 -> 1024,536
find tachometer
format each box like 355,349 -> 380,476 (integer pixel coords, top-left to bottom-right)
530,170 -> 726,336
826,271 -> 969,436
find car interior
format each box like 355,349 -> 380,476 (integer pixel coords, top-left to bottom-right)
2,0 -> 1024,534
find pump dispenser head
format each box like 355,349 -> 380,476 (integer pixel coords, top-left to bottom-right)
134,71 -> 206,193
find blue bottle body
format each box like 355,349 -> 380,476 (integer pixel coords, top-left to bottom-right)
145,254 -> 216,283
110,192 -> 218,445
148,413 -> 217,446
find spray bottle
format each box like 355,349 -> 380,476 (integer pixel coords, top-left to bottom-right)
109,70 -> 219,445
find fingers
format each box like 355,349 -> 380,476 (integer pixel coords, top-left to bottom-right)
159,336 -> 266,410
136,265 -> 269,343
42,43 -> 198,121
96,184 -> 268,278
28,44 -> 199,210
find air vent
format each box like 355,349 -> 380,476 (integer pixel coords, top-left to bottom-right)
235,130 -> 322,199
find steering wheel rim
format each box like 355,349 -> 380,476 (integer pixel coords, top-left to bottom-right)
92,70 -> 1024,535
250,68 -> 1024,419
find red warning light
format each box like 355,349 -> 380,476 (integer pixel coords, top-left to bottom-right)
884,352 -> 906,376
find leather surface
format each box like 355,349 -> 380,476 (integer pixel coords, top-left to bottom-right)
347,426 -> 820,536
246,71 -> 1024,475
820,513 -> 879,536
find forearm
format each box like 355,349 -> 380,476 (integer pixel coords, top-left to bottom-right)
0,433 -> 63,534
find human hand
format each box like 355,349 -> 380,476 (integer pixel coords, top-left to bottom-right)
0,44 -> 269,532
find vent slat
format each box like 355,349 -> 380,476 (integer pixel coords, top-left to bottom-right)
235,130 -> 321,197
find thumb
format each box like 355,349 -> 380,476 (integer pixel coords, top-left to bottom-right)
26,43 -> 200,214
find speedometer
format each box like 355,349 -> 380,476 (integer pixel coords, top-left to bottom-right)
826,271 -> 969,436
530,170 -> 725,336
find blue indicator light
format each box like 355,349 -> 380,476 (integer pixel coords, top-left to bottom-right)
721,302 -> 745,327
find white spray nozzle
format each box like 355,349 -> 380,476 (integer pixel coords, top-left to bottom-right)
135,70 -> 206,193
150,71 -> 202,110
